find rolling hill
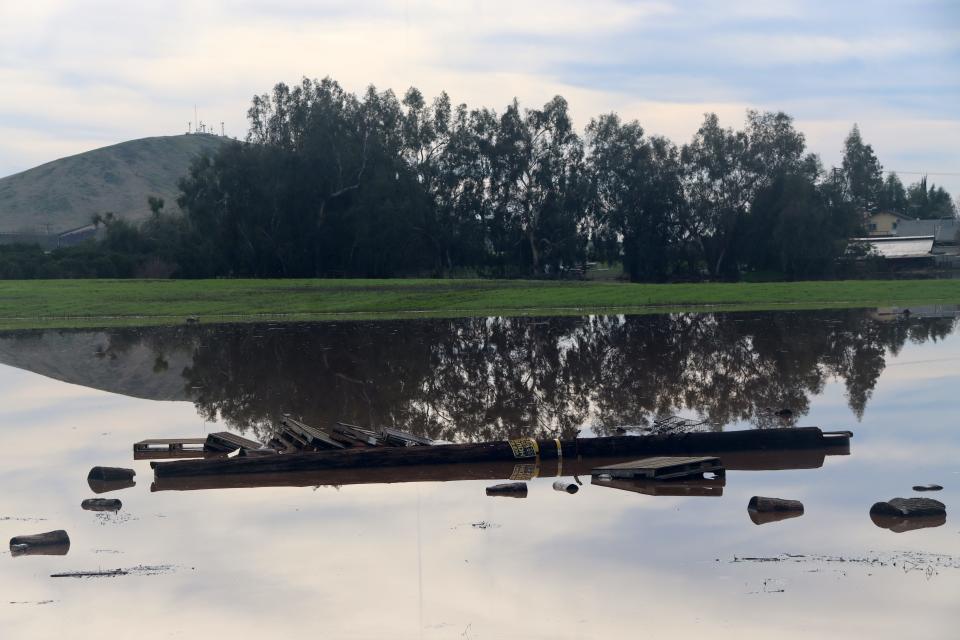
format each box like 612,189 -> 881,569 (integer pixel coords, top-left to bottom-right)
0,134 -> 229,234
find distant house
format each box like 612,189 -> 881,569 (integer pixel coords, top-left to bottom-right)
849,235 -> 935,262
865,211 -> 912,237
895,218 -> 959,246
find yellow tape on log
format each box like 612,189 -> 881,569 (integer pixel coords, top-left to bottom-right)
508,437 -> 539,459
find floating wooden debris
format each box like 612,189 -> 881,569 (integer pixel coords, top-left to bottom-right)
552,480 -> 579,494
88,467 -> 136,493
592,474 -> 725,497
913,484 -> 943,492
592,456 -> 723,481
152,445 -> 844,493
748,496 -> 804,525
486,482 -> 528,498
153,427 -> 849,483
89,467 -> 135,482
134,438 -> 207,460
204,432 -> 264,453
81,499 -> 122,512
870,497 -> 946,532
10,530 -> 70,557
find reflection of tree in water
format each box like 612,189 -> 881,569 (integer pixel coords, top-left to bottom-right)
102,310 -> 957,442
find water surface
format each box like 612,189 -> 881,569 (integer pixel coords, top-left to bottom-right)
1,308 -> 957,638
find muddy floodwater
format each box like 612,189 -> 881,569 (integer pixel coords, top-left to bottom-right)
1,308 -> 958,639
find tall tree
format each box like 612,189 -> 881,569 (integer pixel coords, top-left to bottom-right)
840,124 -> 884,214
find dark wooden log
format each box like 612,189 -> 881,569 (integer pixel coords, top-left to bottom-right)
81,498 -> 122,512
870,498 -> 947,533
552,480 -> 579,494
153,427 -> 850,479
870,497 -> 945,518
912,484 -> 943,492
10,530 -> 70,556
88,466 -> 135,481
88,477 -> 136,494
151,441 -> 848,493
485,482 -> 528,498
748,496 -> 804,525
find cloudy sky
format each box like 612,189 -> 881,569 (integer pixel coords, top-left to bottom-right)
1,0 -> 958,195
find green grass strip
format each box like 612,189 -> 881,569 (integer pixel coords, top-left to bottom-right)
0,278 -> 958,330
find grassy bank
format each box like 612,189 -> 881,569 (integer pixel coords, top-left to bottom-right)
0,278 -> 958,330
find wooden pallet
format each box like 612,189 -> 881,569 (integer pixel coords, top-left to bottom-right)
204,432 -> 264,453
591,456 -> 723,480
281,417 -> 346,450
591,475 -> 725,497
134,438 -> 207,460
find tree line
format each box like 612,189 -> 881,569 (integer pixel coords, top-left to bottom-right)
1,77 -> 956,281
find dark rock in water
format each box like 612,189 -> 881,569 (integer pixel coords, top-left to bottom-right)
485,482 -> 528,498
912,484 -> 943,492
10,530 -> 70,556
748,496 -> 804,525
81,498 -> 122,512
87,467 -> 136,494
870,497 -> 947,533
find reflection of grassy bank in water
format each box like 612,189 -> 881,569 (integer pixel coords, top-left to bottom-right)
0,278 -> 958,330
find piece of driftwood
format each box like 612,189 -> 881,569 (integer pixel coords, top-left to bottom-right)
153,427 -> 851,480
87,466 -> 136,494
10,530 -> 70,557
870,497 -> 947,533
204,432 -> 263,453
552,480 -> 579,494
151,444 -> 847,492
912,484 -> 943,492
238,447 -> 279,458
486,482 -> 528,498
88,467 -> 135,481
870,497 -> 946,518
748,496 -> 804,525
592,456 -> 723,481
592,474 -> 725,497
81,498 -> 122,512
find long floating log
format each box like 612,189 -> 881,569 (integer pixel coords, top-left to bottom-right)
152,427 -> 850,483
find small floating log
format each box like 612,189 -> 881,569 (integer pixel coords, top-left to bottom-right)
870,497 -> 947,533
552,480 -> 579,494
81,498 -> 122,512
87,466 -> 136,494
912,484 -> 943,492
153,427 -> 850,480
10,530 -> 70,557
486,482 -> 528,498
748,496 -> 804,525
88,467 -> 135,481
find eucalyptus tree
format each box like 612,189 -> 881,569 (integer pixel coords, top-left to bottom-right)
586,113 -> 685,281
487,96 -> 587,275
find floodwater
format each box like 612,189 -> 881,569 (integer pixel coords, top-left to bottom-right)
0,308 -> 958,639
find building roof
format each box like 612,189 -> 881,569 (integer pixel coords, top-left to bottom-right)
850,236 -> 935,259
896,218 -> 959,244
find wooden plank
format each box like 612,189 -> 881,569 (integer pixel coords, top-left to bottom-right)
591,475 -> 725,497
133,438 -> 208,460
282,417 -> 346,450
153,428 -> 851,479
380,427 -> 435,447
592,456 -> 723,480
204,432 -> 263,453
